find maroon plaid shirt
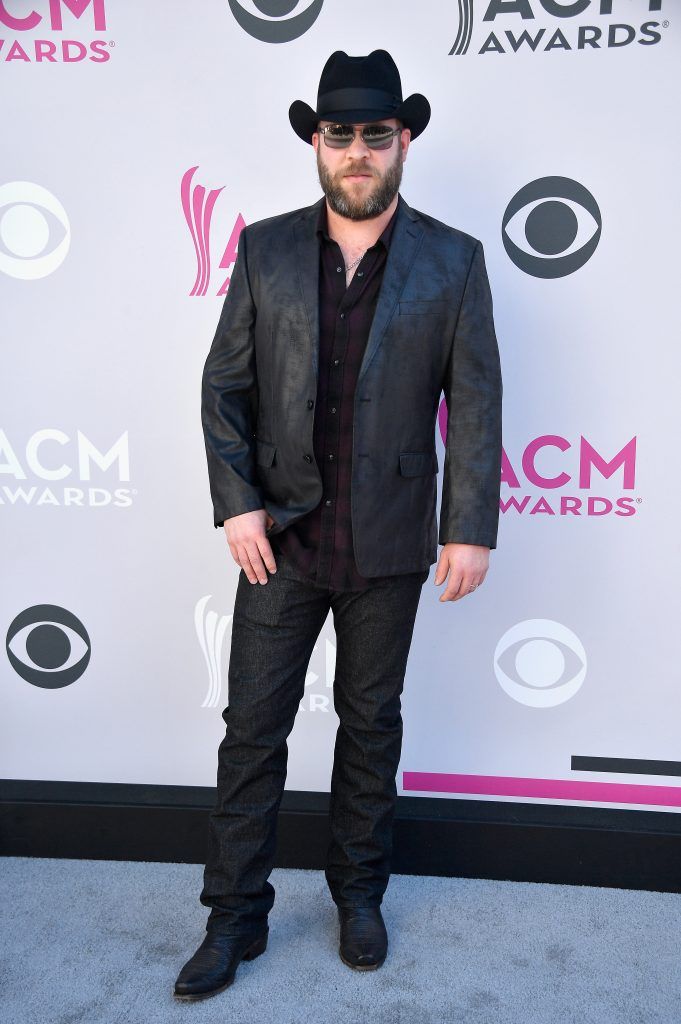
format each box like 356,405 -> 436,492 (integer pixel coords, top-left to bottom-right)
270,200 -> 409,591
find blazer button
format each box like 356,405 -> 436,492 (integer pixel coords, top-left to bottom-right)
303,454 -> 312,462
307,399 -> 314,409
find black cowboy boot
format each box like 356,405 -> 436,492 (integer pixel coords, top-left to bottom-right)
173,927 -> 268,1001
337,906 -> 388,970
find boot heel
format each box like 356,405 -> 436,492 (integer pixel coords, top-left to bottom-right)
242,931 -> 268,960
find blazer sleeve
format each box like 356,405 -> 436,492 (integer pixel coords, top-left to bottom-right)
438,239 -> 503,549
201,226 -> 265,528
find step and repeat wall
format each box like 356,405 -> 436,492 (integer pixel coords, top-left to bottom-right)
3,1 -> 680,818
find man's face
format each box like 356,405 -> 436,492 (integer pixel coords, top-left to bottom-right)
312,118 -> 411,221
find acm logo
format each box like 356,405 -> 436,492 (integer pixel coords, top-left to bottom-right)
0,0 -> 111,62
0,429 -> 134,512
181,166 -> 245,297
451,0 -> 665,55
0,0 -> 106,30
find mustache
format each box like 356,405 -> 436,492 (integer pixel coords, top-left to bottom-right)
341,164 -> 377,177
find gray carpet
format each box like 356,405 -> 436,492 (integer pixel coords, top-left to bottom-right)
1,857 -> 679,1023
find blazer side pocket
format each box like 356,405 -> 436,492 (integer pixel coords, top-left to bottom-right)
399,451 -> 439,476
255,439 -> 277,468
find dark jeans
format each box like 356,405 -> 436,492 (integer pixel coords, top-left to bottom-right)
199,549 -> 429,936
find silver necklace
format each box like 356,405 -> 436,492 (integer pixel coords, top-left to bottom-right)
345,251 -> 366,273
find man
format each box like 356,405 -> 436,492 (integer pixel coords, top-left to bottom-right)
174,49 -> 502,1001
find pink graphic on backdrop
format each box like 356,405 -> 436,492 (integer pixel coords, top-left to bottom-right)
216,213 -> 246,296
0,0 -> 107,30
403,771 -> 681,809
438,399 -> 640,519
579,435 -> 636,489
0,0 -> 110,61
181,166 -> 223,297
0,38 -> 109,60
181,166 -> 245,297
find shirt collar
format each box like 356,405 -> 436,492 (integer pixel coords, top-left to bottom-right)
316,196 -> 399,251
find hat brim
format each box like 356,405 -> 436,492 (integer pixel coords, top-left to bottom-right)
289,93 -> 431,145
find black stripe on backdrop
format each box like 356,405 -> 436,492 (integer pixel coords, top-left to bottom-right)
572,757 -> 681,777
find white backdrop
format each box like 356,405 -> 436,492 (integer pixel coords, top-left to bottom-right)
2,0 -> 680,816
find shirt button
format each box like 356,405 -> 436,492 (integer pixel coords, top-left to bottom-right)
336,266 -> 342,273
340,312 -> 345,319
303,453 -> 312,462
327,454 -> 334,461
307,399 -> 314,408
333,358 -> 340,366
325,499 -> 333,506
357,271 -> 364,277
330,406 -> 337,413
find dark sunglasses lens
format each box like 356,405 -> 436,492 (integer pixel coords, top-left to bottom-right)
364,127 -> 396,149
324,125 -> 354,147
321,125 -> 397,149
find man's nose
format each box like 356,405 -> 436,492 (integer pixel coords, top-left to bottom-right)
345,129 -> 372,158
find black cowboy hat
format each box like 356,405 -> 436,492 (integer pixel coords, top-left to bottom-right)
289,49 -> 431,145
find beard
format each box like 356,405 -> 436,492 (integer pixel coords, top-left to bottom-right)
316,145 -> 403,221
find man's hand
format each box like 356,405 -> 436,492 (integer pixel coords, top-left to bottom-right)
434,543 -> 490,603
223,509 -> 277,585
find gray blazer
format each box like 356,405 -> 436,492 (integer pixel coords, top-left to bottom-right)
201,193 -> 503,577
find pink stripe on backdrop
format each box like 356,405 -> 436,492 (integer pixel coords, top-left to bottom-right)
402,772 -> 681,807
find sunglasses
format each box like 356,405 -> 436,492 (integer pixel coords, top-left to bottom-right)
318,123 -> 402,150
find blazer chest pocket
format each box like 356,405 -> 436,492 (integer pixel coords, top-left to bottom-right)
398,300 -> 449,316
399,451 -> 438,476
256,439 -> 277,468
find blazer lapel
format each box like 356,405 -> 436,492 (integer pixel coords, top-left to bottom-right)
358,194 -> 424,385
291,194 -> 424,386
292,198 -> 325,383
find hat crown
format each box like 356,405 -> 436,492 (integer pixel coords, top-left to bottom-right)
317,49 -> 403,106
288,48 -> 430,145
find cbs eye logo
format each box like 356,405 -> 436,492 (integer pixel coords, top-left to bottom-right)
502,176 -> 601,278
0,181 -> 70,280
494,618 -> 586,708
6,604 -> 91,689
227,0 -> 323,42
